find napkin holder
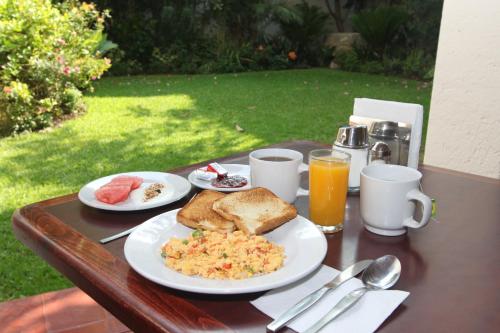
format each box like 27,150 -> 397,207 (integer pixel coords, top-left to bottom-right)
351,98 -> 423,169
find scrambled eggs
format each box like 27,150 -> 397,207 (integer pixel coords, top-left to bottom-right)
161,230 -> 284,279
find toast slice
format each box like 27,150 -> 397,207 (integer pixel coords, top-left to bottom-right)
212,187 -> 297,235
177,190 -> 235,232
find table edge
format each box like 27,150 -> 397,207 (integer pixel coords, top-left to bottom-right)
11,206 -> 231,333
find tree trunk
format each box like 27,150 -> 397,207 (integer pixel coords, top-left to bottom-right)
325,0 -> 345,32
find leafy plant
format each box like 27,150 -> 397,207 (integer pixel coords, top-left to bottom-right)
0,0 -> 111,135
93,0 -> 318,74
351,6 -> 409,59
278,1 -> 331,66
335,47 -> 435,79
359,60 -> 384,74
207,0 -> 298,44
402,49 -> 435,78
95,33 -> 118,55
404,0 -> 443,56
334,50 -> 361,72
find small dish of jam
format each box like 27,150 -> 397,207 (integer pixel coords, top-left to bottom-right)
188,163 -> 251,192
211,175 -> 248,188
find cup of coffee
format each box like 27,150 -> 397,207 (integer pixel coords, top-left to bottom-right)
360,164 -> 432,236
249,148 -> 308,203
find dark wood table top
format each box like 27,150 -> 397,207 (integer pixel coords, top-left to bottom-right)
12,140 -> 500,333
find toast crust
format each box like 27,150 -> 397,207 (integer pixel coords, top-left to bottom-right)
177,190 -> 235,232
212,187 -> 297,235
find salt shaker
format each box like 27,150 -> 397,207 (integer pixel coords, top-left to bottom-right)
334,125 -> 369,193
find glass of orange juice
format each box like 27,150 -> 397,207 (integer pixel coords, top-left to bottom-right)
309,149 -> 351,233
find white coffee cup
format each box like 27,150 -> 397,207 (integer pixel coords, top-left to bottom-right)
360,164 -> 432,236
249,148 -> 309,203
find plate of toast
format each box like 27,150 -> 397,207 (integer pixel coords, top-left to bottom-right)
124,187 -> 327,294
187,164 -> 252,192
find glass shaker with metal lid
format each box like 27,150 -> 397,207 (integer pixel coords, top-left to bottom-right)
368,121 -> 400,165
368,141 -> 391,164
333,125 -> 369,193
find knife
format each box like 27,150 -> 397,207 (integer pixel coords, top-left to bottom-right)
266,259 -> 373,332
99,225 -> 138,244
99,194 -> 200,245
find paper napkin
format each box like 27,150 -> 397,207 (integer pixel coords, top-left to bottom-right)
251,265 -> 409,333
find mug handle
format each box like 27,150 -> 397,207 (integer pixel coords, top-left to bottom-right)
403,189 -> 432,229
296,163 -> 309,197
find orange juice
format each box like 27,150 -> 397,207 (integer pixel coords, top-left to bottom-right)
309,157 -> 350,231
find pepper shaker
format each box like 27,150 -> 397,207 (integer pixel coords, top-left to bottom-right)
368,121 -> 400,165
333,125 -> 369,193
369,141 -> 391,164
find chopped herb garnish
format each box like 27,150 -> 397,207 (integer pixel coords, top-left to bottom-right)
182,239 -> 189,245
222,253 -> 228,258
160,252 -> 166,259
192,230 -> 203,238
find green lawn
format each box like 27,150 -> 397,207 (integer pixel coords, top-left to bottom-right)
0,69 -> 432,301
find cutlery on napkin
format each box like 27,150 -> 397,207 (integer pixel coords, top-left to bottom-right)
251,265 -> 409,333
267,260 -> 373,332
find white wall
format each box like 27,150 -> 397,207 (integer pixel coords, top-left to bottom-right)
424,0 -> 500,179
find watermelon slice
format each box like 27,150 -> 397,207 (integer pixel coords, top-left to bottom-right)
95,184 -> 132,204
94,175 -> 144,204
110,175 -> 143,189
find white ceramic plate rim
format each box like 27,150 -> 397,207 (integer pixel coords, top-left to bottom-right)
78,172 -> 191,211
124,209 -> 327,294
187,164 -> 252,192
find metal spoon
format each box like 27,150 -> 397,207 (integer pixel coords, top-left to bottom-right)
303,255 -> 401,333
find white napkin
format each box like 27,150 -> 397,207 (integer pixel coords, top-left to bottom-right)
251,265 -> 409,333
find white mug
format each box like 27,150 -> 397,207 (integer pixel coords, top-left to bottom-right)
360,164 -> 432,236
249,148 -> 309,203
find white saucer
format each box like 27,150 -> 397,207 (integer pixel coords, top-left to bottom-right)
187,164 -> 251,192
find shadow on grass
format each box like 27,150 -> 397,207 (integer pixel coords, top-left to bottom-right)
128,104 -> 152,117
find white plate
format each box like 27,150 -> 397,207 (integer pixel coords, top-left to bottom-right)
124,209 -> 327,294
78,172 -> 191,211
187,164 -> 251,192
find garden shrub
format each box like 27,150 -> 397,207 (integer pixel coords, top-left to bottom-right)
351,6 -> 409,59
359,60 -> 385,74
334,1 -> 443,80
335,47 -> 434,79
278,1 -> 332,66
334,50 -> 361,72
404,0 -> 443,57
96,0 -> 310,75
402,49 -> 432,78
0,0 -> 111,135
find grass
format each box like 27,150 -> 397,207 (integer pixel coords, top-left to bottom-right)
0,69 -> 432,301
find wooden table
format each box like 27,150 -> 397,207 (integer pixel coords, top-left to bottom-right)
12,141 -> 500,333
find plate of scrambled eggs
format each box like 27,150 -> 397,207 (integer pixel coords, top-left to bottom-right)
124,209 -> 327,294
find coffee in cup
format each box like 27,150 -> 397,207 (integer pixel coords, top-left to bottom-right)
249,148 -> 308,203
